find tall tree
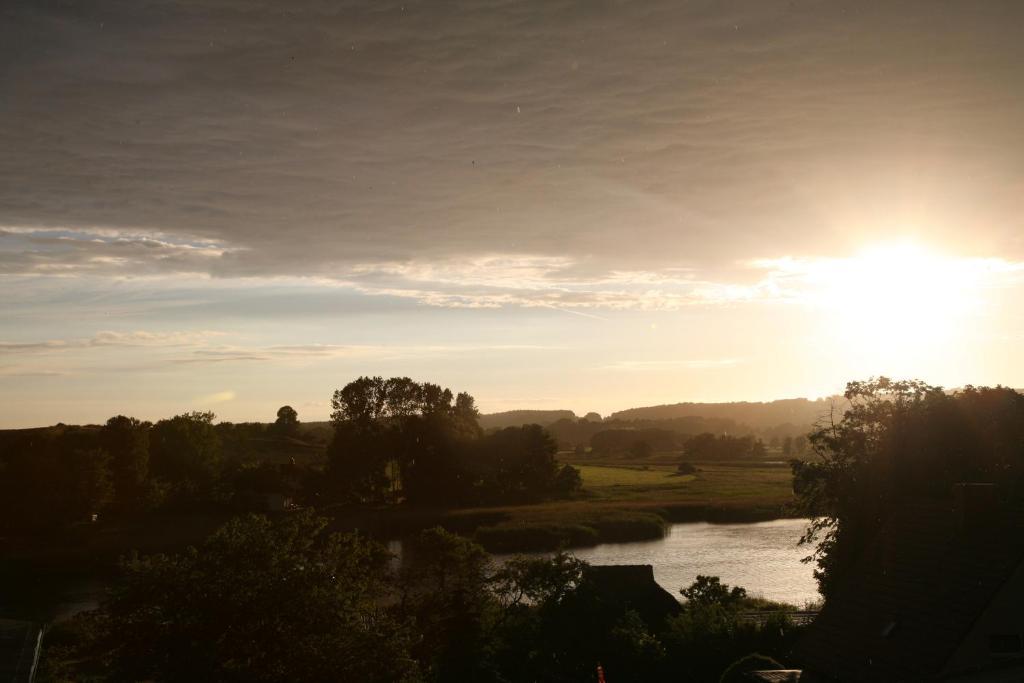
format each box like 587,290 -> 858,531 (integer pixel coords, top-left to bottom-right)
150,411 -> 222,498
273,405 -> 300,436
792,377 -> 1024,596
100,415 -> 150,512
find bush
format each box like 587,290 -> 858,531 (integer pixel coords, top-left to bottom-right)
554,464 -> 583,496
676,461 -> 697,475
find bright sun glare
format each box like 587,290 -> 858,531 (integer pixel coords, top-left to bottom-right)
809,243 -> 991,375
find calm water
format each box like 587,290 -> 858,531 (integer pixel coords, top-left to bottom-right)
492,518 -> 820,607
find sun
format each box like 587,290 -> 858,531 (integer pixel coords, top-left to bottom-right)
810,242 -> 987,375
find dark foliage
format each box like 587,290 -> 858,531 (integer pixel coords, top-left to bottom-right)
326,376 -> 578,506
0,426 -> 113,530
273,405 -> 300,436
792,377 -> 1024,597
40,517 -> 802,683
149,411 -> 223,500
683,432 -> 767,461
106,513 -> 420,682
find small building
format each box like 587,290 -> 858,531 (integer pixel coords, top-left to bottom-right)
0,619 -> 43,683
793,484 -> 1024,682
584,564 -> 682,627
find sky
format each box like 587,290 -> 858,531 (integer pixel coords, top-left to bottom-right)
3,0 -> 1024,427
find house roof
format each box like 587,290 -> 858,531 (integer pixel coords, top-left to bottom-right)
750,672 -> 802,682
793,500 -> 1024,682
583,564 -> 682,627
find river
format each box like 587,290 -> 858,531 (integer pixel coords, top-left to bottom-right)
491,518 -> 820,607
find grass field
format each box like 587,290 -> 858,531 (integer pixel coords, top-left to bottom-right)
572,461 -> 793,505
442,458 -> 797,552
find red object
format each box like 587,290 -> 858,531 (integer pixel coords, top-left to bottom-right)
596,664 -> 607,683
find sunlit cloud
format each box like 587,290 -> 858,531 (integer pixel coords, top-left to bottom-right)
0,330 -> 225,354
194,390 -> 236,405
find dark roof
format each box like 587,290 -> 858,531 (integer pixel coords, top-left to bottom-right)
793,500 -> 1024,682
0,619 -> 42,683
584,564 -> 682,627
750,672 -> 802,682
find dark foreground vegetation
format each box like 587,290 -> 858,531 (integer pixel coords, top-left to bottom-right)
792,378 -> 1024,597
38,512 -> 804,683
9,375 -> 1024,680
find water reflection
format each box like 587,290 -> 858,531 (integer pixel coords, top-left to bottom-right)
492,518 -> 820,607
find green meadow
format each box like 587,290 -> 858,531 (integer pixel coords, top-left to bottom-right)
447,459 -> 797,552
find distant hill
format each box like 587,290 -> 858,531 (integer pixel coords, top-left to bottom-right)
608,397 -> 841,430
479,410 -> 578,430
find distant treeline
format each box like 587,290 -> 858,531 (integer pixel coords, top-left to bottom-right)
608,397 -> 840,430
478,409 -> 578,430
0,410 -> 324,532
546,415 -> 755,451
479,397 -> 839,434
482,410 -> 822,451
0,378 -> 581,533
582,428 -> 810,461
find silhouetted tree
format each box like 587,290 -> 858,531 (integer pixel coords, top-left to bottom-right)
399,527 -> 493,680
149,411 -> 222,500
792,377 -> 1024,597
273,405 -> 299,436
106,512 -> 419,682
66,448 -> 114,521
484,425 -> 561,503
100,415 -> 150,512
555,463 -> 584,495
681,575 -> 747,608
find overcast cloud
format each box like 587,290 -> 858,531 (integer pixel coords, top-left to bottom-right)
4,0 -> 1024,290
4,0 -> 1024,425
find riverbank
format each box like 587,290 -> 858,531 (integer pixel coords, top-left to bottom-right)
325,460 -> 797,552
2,460 -> 797,618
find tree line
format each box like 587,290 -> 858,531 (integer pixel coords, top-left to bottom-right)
0,377 -> 580,533
325,376 -> 581,505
